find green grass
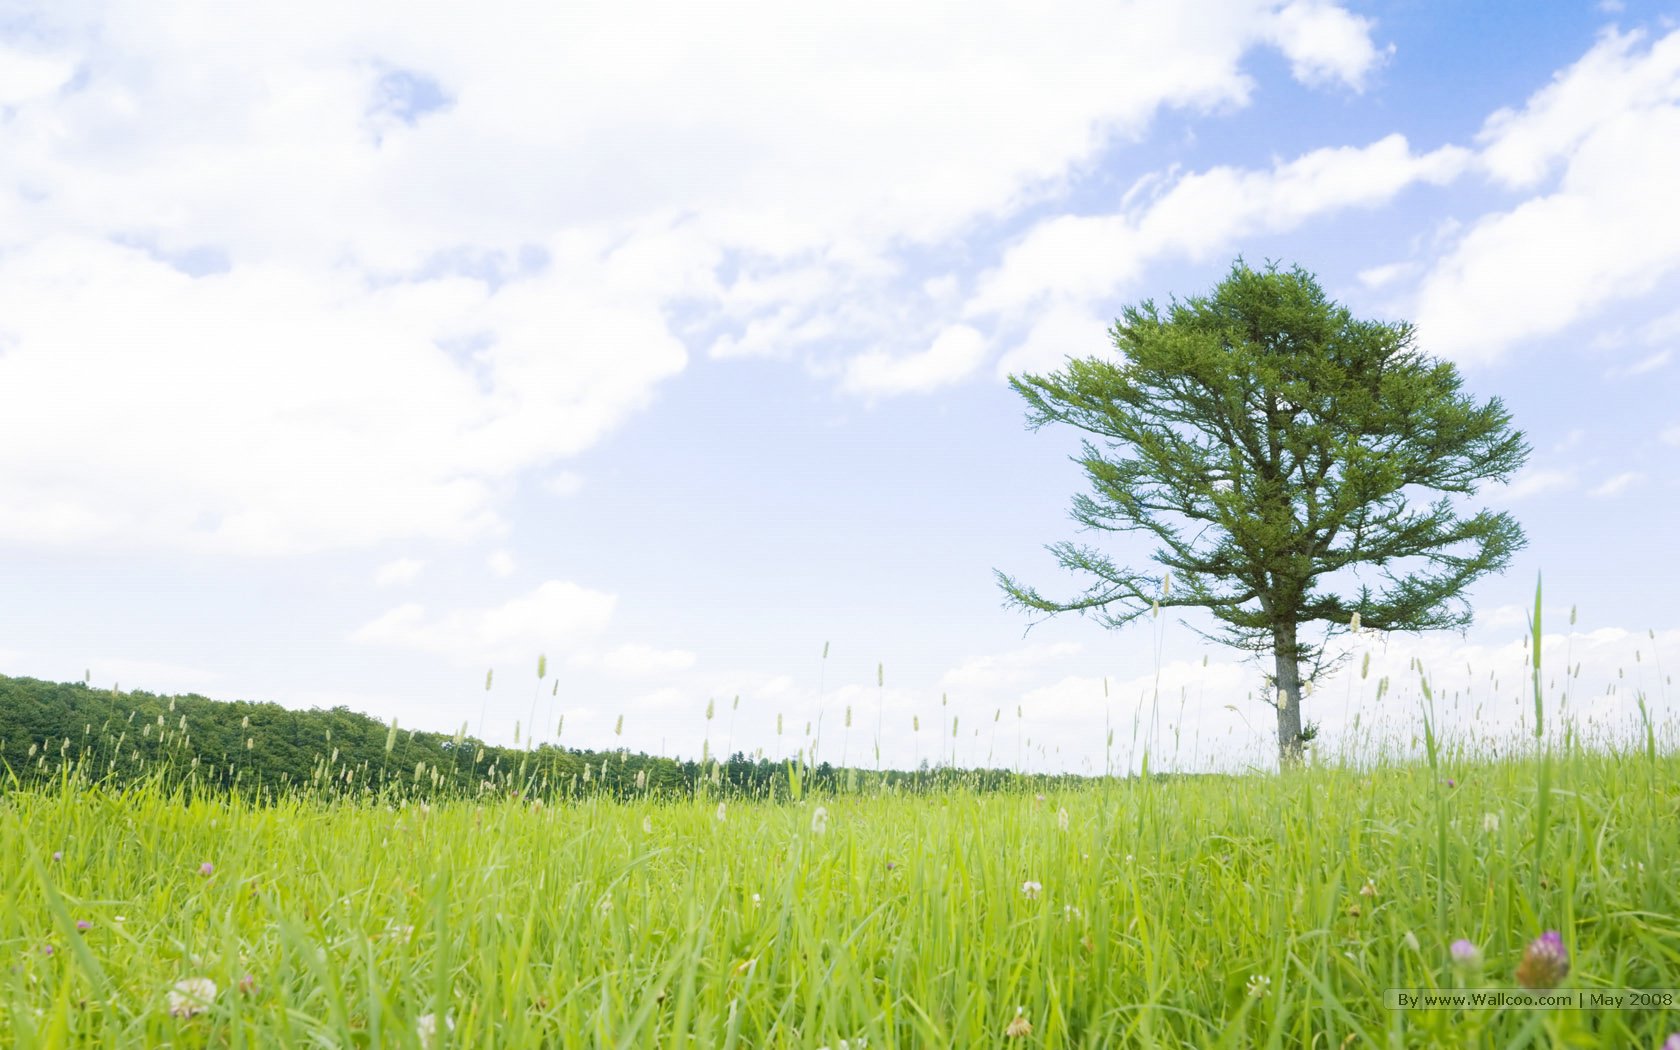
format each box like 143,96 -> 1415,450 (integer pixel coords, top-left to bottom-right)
4,746 -> 1679,1048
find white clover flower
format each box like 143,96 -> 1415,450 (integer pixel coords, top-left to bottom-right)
168,977 -> 217,1018
1246,974 -> 1271,999
416,1012 -> 453,1049
1482,812 -> 1500,834
1021,880 -> 1042,900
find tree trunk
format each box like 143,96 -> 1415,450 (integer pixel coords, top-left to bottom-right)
1272,621 -> 1304,768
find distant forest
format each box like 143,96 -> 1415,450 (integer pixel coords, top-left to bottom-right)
0,674 -> 1084,800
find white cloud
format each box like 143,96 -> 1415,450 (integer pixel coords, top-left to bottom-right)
543,471 -> 585,497
1263,1 -> 1387,91
1588,471 -> 1642,498
351,579 -> 617,664
374,558 -> 426,587
1357,260 -> 1418,290
1499,468 -> 1575,500
1416,29 -> 1680,363
0,2 -> 1390,549
940,642 -> 1085,691
994,304 -> 1115,380
1614,349 -> 1672,376
971,134 -> 1468,321
487,550 -> 516,578
0,238 -> 685,553
571,643 -> 699,677
841,325 -> 988,397
0,43 -> 74,104
1477,28 -> 1680,189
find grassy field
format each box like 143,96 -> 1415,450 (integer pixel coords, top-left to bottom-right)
4,743 -> 1679,1049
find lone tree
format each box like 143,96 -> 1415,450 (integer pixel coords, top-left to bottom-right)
997,261 -> 1528,766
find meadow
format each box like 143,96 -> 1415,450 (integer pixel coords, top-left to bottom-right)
5,739 -> 1679,1048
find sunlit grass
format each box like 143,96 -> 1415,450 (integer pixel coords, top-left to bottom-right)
4,742 -> 1679,1047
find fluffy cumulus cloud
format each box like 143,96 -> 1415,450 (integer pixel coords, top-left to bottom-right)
841,325 -> 989,397
0,1 -> 1385,554
1498,467 -> 1576,501
351,579 -> 618,664
570,643 -> 699,677
1263,0 -> 1386,89
969,134 -> 1468,343
1415,28 -> 1680,364
374,558 -> 426,587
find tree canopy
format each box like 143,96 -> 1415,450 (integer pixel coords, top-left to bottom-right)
998,261 -> 1528,764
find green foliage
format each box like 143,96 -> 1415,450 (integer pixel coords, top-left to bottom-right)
0,674 -> 1076,803
1000,260 -> 1529,762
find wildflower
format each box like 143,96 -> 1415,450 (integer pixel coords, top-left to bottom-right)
416,1012 -> 452,1049
1450,939 -> 1482,969
383,922 -> 414,944
642,815 -> 653,834
1442,778 -> 1455,788
1662,1035 -> 1680,1050
1005,1007 -> 1033,1037
1246,974 -> 1272,999
1482,812 -> 1500,834
1515,931 -> 1569,989
811,805 -> 829,836
237,974 -> 257,995
198,862 -> 214,877
1359,879 -> 1377,898
51,851 -> 62,863
716,802 -> 727,823
1063,904 -> 1083,922
1057,807 -> 1069,832
1021,880 -> 1042,900
42,944 -> 54,956
75,920 -> 91,932
168,977 -> 217,1018
751,893 -> 762,908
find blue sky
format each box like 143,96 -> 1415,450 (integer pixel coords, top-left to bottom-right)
1,1 -> 1675,773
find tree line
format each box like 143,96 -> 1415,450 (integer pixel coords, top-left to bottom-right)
0,673 -> 1091,801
